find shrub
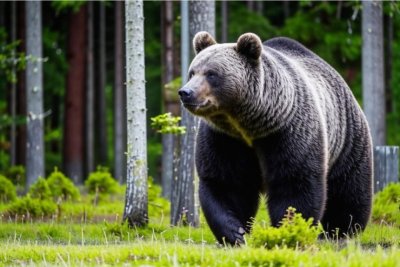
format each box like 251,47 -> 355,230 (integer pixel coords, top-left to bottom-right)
372,183 -> 400,225
0,175 -> 17,203
28,177 -> 52,200
3,165 -> 25,185
85,167 -> 119,195
47,168 -> 80,201
6,196 -> 57,219
249,207 -> 322,249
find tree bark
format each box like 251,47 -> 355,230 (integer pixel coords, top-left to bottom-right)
25,1 -> 44,187
384,12 -> 393,113
221,1 -> 228,43
16,1 -> 26,167
98,2 -> 108,166
123,0 -> 148,227
114,1 -> 126,183
86,1 -> 95,175
161,0 -> 175,199
171,0 -> 215,227
362,0 -> 385,146
10,0 -> 17,166
64,6 -> 87,184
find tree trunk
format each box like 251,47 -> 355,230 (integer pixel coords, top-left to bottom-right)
221,1 -> 228,43
64,6 -> 87,184
171,0 -> 215,227
25,1 -> 44,187
16,1 -> 26,167
114,1 -> 126,183
98,2 -> 108,166
256,1 -> 263,16
10,0 -> 17,166
123,0 -> 148,227
283,1 -> 290,19
161,0 -> 175,199
362,1 -> 385,146
384,12 -> 393,113
86,1 -> 95,176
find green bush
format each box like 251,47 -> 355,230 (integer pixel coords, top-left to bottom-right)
47,168 -> 80,201
3,165 -> 25,185
249,207 -> 322,249
372,183 -> 400,226
6,196 -> 57,219
28,177 -> 52,200
85,167 -> 119,195
0,175 -> 16,203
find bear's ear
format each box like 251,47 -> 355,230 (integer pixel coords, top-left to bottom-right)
236,33 -> 262,61
193,31 -> 217,54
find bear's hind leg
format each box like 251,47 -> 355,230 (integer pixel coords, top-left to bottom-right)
321,136 -> 373,238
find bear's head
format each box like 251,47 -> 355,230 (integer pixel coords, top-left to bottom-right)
178,31 -> 263,118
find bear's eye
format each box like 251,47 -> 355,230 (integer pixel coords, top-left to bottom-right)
206,71 -> 218,80
188,71 -> 195,79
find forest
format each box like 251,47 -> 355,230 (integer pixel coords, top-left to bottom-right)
0,0 -> 400,266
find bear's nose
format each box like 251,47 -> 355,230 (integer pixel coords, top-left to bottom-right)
178,87 -> 193,102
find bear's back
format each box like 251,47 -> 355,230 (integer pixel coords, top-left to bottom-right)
263,37 -> 318,59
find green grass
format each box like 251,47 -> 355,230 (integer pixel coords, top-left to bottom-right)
0,187 -> 399,266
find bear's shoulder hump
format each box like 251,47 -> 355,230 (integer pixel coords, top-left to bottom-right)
263,37 -> 316,58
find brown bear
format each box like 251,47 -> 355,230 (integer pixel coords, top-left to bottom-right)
178,32 -> 373,245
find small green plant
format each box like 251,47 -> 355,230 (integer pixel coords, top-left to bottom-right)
85,167 -> 119,195
151,113 -> 186,134
249,207 -> 322,249
3,165 -> 25,186
0,175 -> 16,203
47,168 -> 80,201
6,196 -> 57,219
28,177 -> 52,200
372,183 -> 400,225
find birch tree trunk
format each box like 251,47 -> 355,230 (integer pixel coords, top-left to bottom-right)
362,0 -> 385,146
123,0 -> 148,227
161,0 -> 174,199
171,0 -> 215,227
25,1 -> 44,187
86,1 -> 95,175
114,1 -> 126,183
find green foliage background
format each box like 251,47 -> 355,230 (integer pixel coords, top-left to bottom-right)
0,1 -> 400,181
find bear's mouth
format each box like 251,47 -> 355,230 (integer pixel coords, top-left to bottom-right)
183,99 -> 213,113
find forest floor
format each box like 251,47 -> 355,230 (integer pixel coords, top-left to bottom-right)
0,189 -> 399,266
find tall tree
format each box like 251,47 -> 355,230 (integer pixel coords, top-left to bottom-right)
64,6 -> 87,184
86,1 -> 95,175
171,0 -> 215,226
221,1 -> 228,43
25,1 -> 44,187
161,0 -> 175,199
10,0 -> 17,166
114,1 -> 126,183
98,2 -> 108,166
16,1 -> 26,167
362,0 -> 385,146
123,0 -> 148,227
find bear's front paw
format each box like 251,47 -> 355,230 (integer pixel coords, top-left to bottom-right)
221,225 -> 246,246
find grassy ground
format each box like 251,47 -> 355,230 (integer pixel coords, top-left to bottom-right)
0,189 -> 399,266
